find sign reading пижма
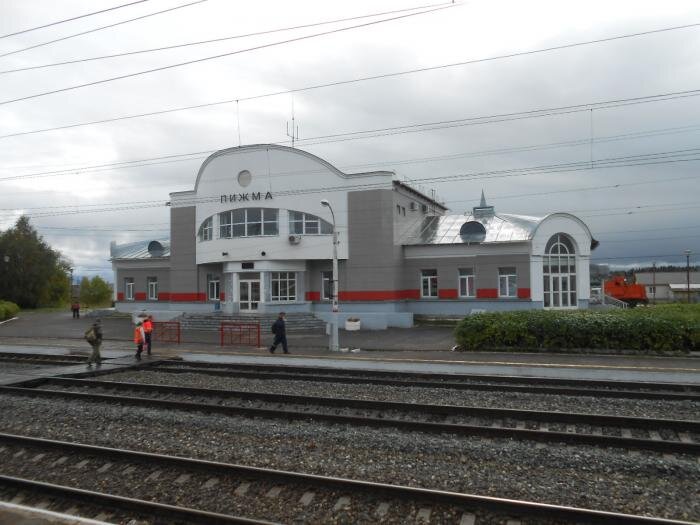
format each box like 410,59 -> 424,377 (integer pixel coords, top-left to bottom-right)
220,192 -> 273,203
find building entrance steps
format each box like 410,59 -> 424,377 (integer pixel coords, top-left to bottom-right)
177,312 -> 326,333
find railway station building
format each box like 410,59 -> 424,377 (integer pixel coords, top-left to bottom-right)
110,144 -> 595,328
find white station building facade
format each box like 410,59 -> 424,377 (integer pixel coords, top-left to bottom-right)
111,144 -> 595,328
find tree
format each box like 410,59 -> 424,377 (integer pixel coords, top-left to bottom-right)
0,216 -> 71,308
80,276 -> 111,308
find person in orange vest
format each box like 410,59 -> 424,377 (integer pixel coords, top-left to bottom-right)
143,315 -> 153,356
134,321 -> 145,360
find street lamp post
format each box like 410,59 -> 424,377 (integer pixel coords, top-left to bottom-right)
685,250 -> 692,304
321,199 -> 340,352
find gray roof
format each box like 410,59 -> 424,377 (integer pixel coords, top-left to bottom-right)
402,212 -> 542,245
110,239 -> 170,260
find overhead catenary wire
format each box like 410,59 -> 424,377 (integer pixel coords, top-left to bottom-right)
0,1 -> 457,75
2,20 -> 699,139
0,0 -> 151,40
0,0 -> 208,59
0,4 -> 456,106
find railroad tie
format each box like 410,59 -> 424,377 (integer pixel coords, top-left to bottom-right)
30,453 -> 46,462
417,508 -> 431,522
506,520 -> 522,525
10,493 -> 25,504
147,470 -> 163,482
539,422 -> 548,432
591,427 -> 603,436
648,431 -> 662,441
679,432 -> 693,443
123,466 -> 137,475
375,502 -> 390,517
203,477 -> 219,489
65,506 -> 79,515
52,456 -> 69,467
299,491 -> 315,506
35,499 -> 51,509
516,421 -> 526,430
333,496 -> 351,511
97,462 -> 113,473
94,512 -> 113,521
234,482 -> 251,496
0,446 -> 5,453
74,459 -> 89,469
12,449 -> 25,458
265,487 -> 282,498
621,429 -> 633,439
566,424 -> 576,433
174,473 -> 191,484
460,512 -> 476,525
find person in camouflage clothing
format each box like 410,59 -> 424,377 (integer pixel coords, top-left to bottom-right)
85,318 -> 103,367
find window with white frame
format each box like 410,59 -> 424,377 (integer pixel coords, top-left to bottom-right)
498,267 -> 517,297
198,217 -> 213,241
271,272 -> 296,301
207,274 -> 220,301
321,271 -> 332,300
458,268 -> 475,297
289,211 -> 332,235
124,278 -> 134,301
219,208 -> 278,238
543,233 -> 577,308
147,277 -> 158,300
421,269 -> 438,298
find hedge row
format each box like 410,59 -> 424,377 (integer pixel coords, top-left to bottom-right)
0,300 -> 20,321
454,308 -> 698,353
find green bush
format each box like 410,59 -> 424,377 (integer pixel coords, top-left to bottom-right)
454,307 -> 697,354
0,300 -> 20,321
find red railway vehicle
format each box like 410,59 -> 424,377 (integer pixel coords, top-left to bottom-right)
604,275 -> 648,307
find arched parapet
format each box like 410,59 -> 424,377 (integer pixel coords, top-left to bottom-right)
530,213 -> 593,257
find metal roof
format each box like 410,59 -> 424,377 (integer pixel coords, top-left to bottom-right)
110,239 -> 170,260
402,212 -> 543,245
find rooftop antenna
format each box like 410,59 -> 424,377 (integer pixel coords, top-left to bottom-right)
286,97 -> 299,148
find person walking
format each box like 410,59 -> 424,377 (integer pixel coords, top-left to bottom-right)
85,318 -> 103,367
269,312 -> 289,354
71,301 -> 80,319
143,315 -> 153,355
134,320 -> 146,360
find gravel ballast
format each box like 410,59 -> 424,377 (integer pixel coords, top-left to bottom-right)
101,369 -> 700,420
0,394 -> 697,522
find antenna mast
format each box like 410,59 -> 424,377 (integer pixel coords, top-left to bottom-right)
286,98 -> 299,148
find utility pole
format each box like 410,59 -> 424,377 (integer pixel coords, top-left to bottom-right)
321,199 -> 339,352
685,250 -> 692,303
652,262 -> 656,305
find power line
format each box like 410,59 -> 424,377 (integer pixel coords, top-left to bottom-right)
1,20 -> 697,139
0,4 -> 456,106
0,0 -> 208,59
0,0 -> 151,40
0,2 -> 457,75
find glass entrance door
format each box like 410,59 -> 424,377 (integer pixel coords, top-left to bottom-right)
239,280 -> 260,311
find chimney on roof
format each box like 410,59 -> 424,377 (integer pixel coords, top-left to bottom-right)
472,190 -> 495,218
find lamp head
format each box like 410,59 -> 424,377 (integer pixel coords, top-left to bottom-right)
320,199 -> 330,207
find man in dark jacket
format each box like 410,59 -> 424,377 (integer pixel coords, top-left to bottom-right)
269,312 -> 289,354
86,318 -> 103,367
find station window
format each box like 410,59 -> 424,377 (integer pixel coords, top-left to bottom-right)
124,278 -> 134,301
421,269 -> 438,298
271,272 -> 296,302
207,274 -> 220,301
198,217 -> 213,241
289,211 -> 332,235
321,271 -> 332,300
147,277 -> 158,300
543,233 -> 577,309
458,268 -> 475,297
498,267 -> 517,298
219,208 -> 278,238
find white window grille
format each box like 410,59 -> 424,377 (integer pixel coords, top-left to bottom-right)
147,277 -> 158,300
543,233 -> 577,308
198,217 -> 213,241
421,269 -> 438,298
219,208 -> 278,238
289,211 -> 332,235
458,268 -> 475,297
499,267 -> 517,298
271,272 -> 296,302
207,274 -> 220,301
125,278 -> 134,301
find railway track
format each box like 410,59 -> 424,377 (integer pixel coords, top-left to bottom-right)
0,432 -> 694,525
148,361 -> 700,401
3,377 -> 699,455
0,352 -> 87,367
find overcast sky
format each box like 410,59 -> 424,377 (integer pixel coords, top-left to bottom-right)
1,0 -> 699,281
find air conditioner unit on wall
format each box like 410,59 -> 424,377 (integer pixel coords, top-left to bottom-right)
288,235 -> 301,244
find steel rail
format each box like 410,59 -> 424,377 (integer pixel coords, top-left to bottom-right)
39,377 -> 700,433
0,432 -> 694,525
1,385 -> 698,454
146,364 -> 700,401
0,474 -> 274,524
152,360 -> 700,393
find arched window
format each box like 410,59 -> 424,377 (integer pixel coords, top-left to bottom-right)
543,233 -> 577,308
289,210 -> 333,235
198,217 -> 213,241
219,208 -> 279,238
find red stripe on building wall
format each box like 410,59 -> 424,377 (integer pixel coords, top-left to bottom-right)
438,288 -> 458,299
158,293 -> 170,301
476,288 -> 498,299
305,291 -> 321,301
117,292 -> 124,301
517,288 -> 531,299
219,292 -> 225,301
169,293 -> 207,302
134,292 -> 147,301
338,290 -> 421,301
